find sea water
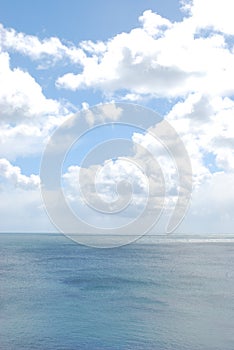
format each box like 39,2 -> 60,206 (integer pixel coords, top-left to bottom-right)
0,233 -> 234,350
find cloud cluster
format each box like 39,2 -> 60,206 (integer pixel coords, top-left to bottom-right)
0,0 -> 234,233
1,2 -> 233,99
1,1 -> 233,100
56,7 -> 234,99
63,159 -> 149,205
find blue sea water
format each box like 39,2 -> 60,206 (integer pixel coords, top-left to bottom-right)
0,233 -> 234,350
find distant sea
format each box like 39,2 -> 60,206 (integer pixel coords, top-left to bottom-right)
0,233 -> 234,350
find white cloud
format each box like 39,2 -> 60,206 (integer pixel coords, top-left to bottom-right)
1,6 -> 234,99
127,91 -> 234,234
0,3 -> 234,234
56,8 -> 234,99
0,51 -> 60,120
183,0 -> 234,35
62,162 -> 148,229
132,131 -> 178,196
63,159 -> 149,209
139,9 -> 172,36
0,51 -> 70,159
0,158 -> 40,190
0,159 -> 53,232
56,17 -> 194,96
166,93 -> 234,177
0,23 -> 86,65
61,136 -> 180,232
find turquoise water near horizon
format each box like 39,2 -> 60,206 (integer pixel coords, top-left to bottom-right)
0,233 -> 234,349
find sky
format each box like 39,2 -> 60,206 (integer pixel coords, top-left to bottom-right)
0,0 -> 234,237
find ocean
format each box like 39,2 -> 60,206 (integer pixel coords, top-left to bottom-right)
0,233 -> 234,350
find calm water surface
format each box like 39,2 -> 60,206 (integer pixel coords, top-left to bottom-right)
0,233 -> 234,349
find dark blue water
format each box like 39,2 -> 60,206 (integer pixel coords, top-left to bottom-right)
0,233 -> 234,350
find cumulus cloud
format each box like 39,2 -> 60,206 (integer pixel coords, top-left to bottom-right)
182,0 -> 234,35
63,159 -> 149,209
0,158 -> 40,189
0,51 -> 60,120
56,7 -> 234,99
166,93 -> 234,177
61,133 -> 183,231
0,51 -> 70,159
0,2 -> 234,234
62,155 -> 168,231
0,23 -> 86,65
1,4 -> 234,99
139,10 -> 172,36
56,15 -> 195,96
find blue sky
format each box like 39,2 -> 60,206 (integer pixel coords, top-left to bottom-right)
0,0 -> 234,236
0,0 -> 183,40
